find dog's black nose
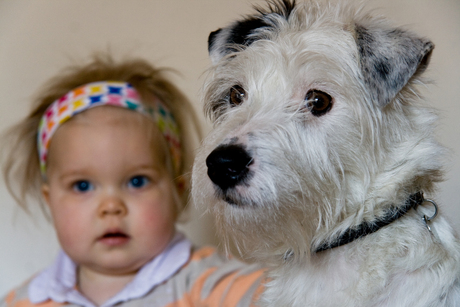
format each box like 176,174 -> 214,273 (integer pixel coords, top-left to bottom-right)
206,144 -> 253,190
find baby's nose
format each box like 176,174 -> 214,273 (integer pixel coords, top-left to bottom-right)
98,196 -> 127,217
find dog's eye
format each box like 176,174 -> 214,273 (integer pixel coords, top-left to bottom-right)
305,90 -> 332,116
229,85 -> 246,106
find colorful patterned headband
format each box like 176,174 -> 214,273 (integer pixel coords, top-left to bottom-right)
37,81 -> 181,175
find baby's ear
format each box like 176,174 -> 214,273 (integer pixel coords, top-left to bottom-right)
355,24 -> 434,107
175,176 -> 187,196
41,183 -> 51,206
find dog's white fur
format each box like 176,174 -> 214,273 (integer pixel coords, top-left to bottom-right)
192,1 -> 460,306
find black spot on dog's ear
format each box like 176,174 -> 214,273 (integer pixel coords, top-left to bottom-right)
208,0 -> 297,64
355,25 -> 434,107
208,28 -> 222,54
228,17 -> 270,50
207,17 -> 269,64
208,18 -> 271,56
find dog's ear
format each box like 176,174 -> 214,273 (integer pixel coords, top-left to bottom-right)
208,0 -> 296,64
207,17 -> 270,64
355,24 -> 434,107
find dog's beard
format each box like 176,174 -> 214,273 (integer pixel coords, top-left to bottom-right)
192,122 -> 349,264
192,99 -> 432,264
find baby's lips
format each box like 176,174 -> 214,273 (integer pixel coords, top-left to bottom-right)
98,229 -> 131,246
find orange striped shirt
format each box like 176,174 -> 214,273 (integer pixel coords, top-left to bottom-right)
1,246 -> 265,307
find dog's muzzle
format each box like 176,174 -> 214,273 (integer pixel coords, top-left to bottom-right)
206,144 -> 253,191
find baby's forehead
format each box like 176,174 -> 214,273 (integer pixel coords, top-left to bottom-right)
56,105 -> 167,150
70,105 -> 150,125
49,105 -> 169,163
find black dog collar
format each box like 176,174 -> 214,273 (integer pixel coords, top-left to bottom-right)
315,192 -> 425,253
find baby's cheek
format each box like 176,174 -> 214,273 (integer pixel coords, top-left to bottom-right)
140,196 -> 175,221
134,203 -> 176,240
53,211 -> 90,252
138,207 -> 174,231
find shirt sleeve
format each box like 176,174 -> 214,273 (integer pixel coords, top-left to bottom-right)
1,286 -> 64,307
164,246 -> 266,307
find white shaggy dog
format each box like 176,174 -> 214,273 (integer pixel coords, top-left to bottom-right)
191,1 -> 460,306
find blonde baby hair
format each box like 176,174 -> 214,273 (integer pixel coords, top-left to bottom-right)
2,53 -> 202,218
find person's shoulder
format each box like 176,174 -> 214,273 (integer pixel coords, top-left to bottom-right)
188,245 -> 224,262
1,279 -> 31,307
180,245 -> 267,306
188,245 -> 254,269
175,244 -> 267,287
0,279 -> 62,307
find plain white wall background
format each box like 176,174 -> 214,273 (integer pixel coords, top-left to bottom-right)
0,0 -> 459,296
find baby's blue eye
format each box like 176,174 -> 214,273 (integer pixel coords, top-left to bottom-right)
128,176 -> 149,189
73,180 -> 93,193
